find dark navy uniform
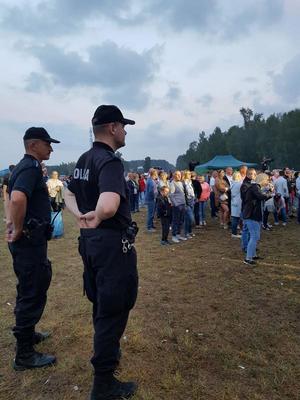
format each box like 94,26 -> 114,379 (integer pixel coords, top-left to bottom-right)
8,155 -> 52,346
68,142 -> 138,379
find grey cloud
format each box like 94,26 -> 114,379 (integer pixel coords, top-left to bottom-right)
244,76 -> 258,83
1,0 -> 131,36
126,121 -> 197,163
1,0 -> 284,40
25,42 -> 160,110
26,72 -> 52,92
248,90 -> 259,97
141,0 -> 283,39
145,0 -> 217,32
272,53 -> 300,103
233,91 -> 242,104
222,0 -> 284,40
164,84 -> 182,107
196,94 -> 213,108
190,58 -> 214,75
166,86 -> 181,101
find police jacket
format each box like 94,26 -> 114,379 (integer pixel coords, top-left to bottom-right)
240,177 -> 270,222
8,154 -> 51,225
68,142 -> 131,230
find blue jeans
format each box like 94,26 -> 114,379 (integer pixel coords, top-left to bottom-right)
184,205 -> 194,235
231,216 -> 240,235
298,198 -> 300,223
172,205 -> 185,236
146,201 -> 155,229
199,201 -> 206,223
274,208 -> 287,223
243,219 -> 261,260
139,191 -> 145,206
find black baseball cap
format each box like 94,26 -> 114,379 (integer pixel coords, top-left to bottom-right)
23,127 -> 60,143
92,105 -> 135,126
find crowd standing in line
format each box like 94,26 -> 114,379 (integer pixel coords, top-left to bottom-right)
123,165 -> 300,264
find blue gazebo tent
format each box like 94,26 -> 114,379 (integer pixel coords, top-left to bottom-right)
0,168 -> 9,177
194,155 -> 256,174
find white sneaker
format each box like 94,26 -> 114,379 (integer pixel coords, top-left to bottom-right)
172,236 -> 180,243
232,234 -> 242,238
177,235 -> 187,241
274,222 -> 279,226
203,221 -> 207,226
282,222 -> 287,226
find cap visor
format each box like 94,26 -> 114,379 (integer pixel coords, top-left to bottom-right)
46,138 -> 60,143
122,118 -> 135,125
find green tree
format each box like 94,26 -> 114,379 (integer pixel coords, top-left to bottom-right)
177,108 -> 300,170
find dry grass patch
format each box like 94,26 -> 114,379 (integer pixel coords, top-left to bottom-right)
0,204 -> 299,400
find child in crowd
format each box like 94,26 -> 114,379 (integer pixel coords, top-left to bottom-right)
156,186 -> 172,245
263,193 -> 286,228
274,193 -> 287,226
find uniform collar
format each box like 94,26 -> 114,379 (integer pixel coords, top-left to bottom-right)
24,154 -> 41,166
93,141 -> 114,153
24,153 -> 39,161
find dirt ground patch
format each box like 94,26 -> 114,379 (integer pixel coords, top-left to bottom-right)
0,204 -> 299,400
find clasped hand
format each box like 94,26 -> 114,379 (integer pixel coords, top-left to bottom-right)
5,221 -> 22,242
77,211 -> 101,228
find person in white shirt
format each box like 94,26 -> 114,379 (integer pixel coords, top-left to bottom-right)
274,170 -> 289,199
239,165 -> 248,181
225,167 -> 233,186
46,170 -> 64,211
230,172 -> 242,237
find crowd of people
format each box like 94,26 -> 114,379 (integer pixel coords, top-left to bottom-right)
2,164 -> 300,253
125,166 -> 300,264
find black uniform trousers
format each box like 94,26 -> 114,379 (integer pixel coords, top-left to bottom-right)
8,239 -> 52,343
78,228 -> 138,378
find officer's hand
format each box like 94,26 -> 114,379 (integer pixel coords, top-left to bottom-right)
5,221 -> 13,241
6,226 -> 22,242
79,211 -> 101,228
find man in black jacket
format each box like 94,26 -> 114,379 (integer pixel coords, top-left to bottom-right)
240,168 -> 271,265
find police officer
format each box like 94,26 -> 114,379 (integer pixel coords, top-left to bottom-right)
64,105 -> 138,400
6,127 -> 59,370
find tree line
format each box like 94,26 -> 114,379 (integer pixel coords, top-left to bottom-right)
47,158 -> 175,176
176,108 -> 300,170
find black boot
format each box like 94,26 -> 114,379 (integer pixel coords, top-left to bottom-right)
34,331 -> 51,345
14,340 -> 56,371
90,376 -> 137,400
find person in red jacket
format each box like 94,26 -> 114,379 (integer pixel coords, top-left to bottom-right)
138,174 -> 146,207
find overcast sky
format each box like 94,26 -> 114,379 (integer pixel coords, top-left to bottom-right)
0,0 -> 300,168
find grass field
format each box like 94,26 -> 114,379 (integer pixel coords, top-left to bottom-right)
0,203 -> 299,400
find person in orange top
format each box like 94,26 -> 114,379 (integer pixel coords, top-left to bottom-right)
198,175 -> 210,226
